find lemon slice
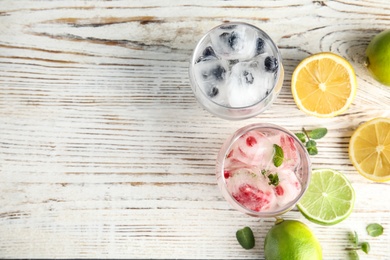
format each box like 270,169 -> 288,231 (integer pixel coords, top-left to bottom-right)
349,117 -> 390,182
297,169 -> 355,226
291,52 -> 357,117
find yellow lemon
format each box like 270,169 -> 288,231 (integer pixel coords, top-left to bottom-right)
291,52 -> 357,118
349,117 -> 390,182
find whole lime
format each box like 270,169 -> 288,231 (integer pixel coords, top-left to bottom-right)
366,29 -> 390,86
264,219 -> 322,260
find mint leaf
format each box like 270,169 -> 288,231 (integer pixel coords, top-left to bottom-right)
236,226 -> 255,250
348,251 -> 360,260
360,242 -> 370,254
306,140 -> 318,155
273,144 -> 284,167
295,133 -> 306,143
366,223 -> 384,237
267,173 -> 280,186
351,231 -> 359,246
307,128 -> 328,139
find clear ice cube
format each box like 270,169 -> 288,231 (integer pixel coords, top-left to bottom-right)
193,58 -> 229,105
209,24 -> 257,60
226,60 -> 274,107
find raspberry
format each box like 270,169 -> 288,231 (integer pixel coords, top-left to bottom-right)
233,184 -> 271,212
275,185 -> 284,196
246,136 -> 257,147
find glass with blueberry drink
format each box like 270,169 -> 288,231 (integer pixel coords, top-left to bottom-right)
216,123 -> 311,217
189,22 -> 284,120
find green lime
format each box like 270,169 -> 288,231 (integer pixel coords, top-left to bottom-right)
297,169 -> 355,226
264,219 -> 322,260
366,29 -> 390,86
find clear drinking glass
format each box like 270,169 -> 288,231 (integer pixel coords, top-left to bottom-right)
189,22 -> 284,120
215,123 -> 311,217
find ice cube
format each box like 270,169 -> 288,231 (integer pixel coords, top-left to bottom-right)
226,61 -> 273,107
225,130 -> 274,170
193,58 -> 229,104
210,24 -> 257,60
268,132 -> 301,170
273,168 -> 302,207
226,168 -> 277,212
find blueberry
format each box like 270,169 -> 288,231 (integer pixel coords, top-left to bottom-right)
228,31 -> 238,49
220,31 -> 239,50
211,65 -> 226,81
208,87 -> 219,98
243,71 -> 254,84
203,46 -> 216,58
256,38 -> 265,55
264,56 -> 278,72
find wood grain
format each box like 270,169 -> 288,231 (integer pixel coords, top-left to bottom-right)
1,0 -> 390,259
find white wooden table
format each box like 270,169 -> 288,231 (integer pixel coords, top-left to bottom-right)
1,1 -> 390,259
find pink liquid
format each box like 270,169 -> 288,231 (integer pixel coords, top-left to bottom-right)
223,129 -> 302,213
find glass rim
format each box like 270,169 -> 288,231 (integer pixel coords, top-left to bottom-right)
189,21 -> 283,110
216,123 -> 312,217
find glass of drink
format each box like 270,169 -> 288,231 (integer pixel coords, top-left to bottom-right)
216,123 -> 311,217
189,22 -> 284,120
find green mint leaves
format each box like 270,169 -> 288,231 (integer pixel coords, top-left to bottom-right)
347,224 -> 383,259
308,128 -> 328,139
267,173 -> 280,186
295,127 -> 327,155
366,223 -> 384,237
273,144 -> 284,167
260,144 -> 284,186
261,170 -> 280,186
236,226 -> 255,250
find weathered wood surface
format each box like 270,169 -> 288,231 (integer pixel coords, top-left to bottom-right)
1,1 -> 389,259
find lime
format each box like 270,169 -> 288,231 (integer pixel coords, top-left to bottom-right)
264,219 -> 322,260
297,169 -> 355,226
366,29 -> 390,86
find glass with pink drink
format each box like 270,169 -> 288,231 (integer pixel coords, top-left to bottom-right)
216,123 -> 311,217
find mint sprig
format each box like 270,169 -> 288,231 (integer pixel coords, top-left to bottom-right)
346,223 -> 383,259
295,127 -> 327,155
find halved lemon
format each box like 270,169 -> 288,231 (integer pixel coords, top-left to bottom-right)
349,117 -> 390,182
291,52 -> 357,117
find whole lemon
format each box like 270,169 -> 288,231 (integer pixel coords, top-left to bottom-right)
366,29 -> 390,86
264,219 -> 322,260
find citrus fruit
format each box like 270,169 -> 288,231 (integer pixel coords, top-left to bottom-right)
366,29 -> 390,86
291,52 -> 357,118
349,117 -> 390,182
297,169 -> 355,226
264,219 -> 322,260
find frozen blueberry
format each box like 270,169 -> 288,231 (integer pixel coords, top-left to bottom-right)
211,65 -> 226,81
202,65 -> 226,81
208,87 -> 219,98
264,56 -> 278,72
256,38 -> 265,55
243,71 -> 254,84
203,46 -> 216,58
220,31 -> 239,50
